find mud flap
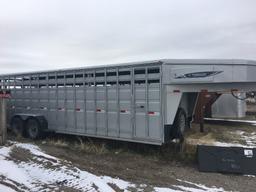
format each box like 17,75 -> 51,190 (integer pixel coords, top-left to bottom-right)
164,124 -> 172,142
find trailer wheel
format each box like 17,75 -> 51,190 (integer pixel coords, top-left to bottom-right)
10,116 -> 24,137
173,108 -> 188,140
26,118 -> 43,139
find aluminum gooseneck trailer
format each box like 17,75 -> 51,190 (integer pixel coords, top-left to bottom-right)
1,59 -> 256,145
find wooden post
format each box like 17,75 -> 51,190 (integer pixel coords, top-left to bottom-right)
0,90 -> 10,145
0,97 -> 7,145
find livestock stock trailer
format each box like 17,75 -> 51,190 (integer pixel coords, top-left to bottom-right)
1,59 -> 256,145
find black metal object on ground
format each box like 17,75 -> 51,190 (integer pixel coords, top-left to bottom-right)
204,117 -> 256,126
197,145 -> 256,175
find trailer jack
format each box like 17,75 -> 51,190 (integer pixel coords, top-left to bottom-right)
193,91 -> 221,132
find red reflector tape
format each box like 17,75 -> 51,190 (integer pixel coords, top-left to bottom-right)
148,111 -> 160,116
0,94 -> 11,98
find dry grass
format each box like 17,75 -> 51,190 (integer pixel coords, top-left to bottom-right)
185,123 -> 256,147
42,135 -> 109,155
75,137 -> 108,154
46,138 -> 69,148
174,122 -> 256,163
15,121 -> 256,166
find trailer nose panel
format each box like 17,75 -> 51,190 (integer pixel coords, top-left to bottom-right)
164,64 -> 256,84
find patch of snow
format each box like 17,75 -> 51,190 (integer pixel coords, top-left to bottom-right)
213,142 -> 250,148
0,142 -> 229,192
0,146 -> 11,158
154,187 -> 183,192
174,186 -> 222,192
15,143 -> 57,160
244,175 -> 256,178
175,180 -> 225,192
0,184 -> 16,192
212,131 -> 256,148
101,176 -> 135,191
239,132 -> 256,147
0,143 -> 134,192
205,118 -> 256,124
0,160 -> 32,187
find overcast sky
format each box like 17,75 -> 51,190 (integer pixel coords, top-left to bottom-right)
0,0 -> 256,74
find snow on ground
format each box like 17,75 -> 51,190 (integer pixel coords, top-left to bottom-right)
0,141 -> 226,192
0,184 -> 16,192
214,131 -> 256,148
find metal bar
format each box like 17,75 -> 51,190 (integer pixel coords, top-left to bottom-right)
64,71 -> 67,131
55,72 -> 58,130
7,75 -> 10,90
47,73 -> 50,123
117,67 -> 120,138
13,75 -> 16,114
22,75 -> 24,111
74,71 -> 77,131
104,68 -> 108,136
29,74 -> 32,112
160,65 -> 164,142
37,73 -> 39,114
131,67 -> 135,138
83,69 -> 87,134
146,67 -> 149,137
94,69 -> 97,134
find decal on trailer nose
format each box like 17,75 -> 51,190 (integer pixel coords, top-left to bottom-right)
174,71 -> 223,79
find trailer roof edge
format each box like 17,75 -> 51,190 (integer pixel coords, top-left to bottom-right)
1,59 -> 256,76
162,59 -> 256,65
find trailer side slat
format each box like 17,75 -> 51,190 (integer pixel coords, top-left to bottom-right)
4,63 -> 163,144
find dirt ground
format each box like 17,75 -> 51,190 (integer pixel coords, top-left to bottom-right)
38,144 -> 256,192
8,122 -> 255,192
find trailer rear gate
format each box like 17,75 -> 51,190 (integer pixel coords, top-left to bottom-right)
2,62 -> 164,144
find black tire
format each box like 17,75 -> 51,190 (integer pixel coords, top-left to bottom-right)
10,116 -> 25,137
26,118 -> 43,139
173,108 -> 188,140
